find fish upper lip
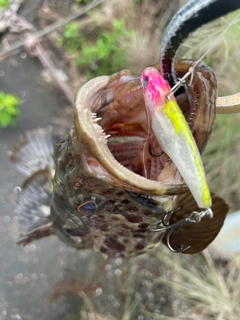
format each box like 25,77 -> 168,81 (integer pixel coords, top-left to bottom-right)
74,69 -> 197,196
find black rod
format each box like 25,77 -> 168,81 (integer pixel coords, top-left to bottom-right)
160,0 -> 240,85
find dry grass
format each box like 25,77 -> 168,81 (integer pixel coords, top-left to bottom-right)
49,2 -> 240,319
153,249 -> 240,320
157,12 -> 240,319
89,247 -> 240,320
203,114 -> 240,211
178,9 -> 240,96
97,6 -> 240,320
178,9 -> 240,210
163,8 -> 240,210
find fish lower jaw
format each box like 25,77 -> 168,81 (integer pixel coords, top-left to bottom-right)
75,108 -> 184,196
74,73 -> 185,196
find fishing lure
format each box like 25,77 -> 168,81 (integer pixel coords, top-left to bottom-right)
142,67 -> 212,209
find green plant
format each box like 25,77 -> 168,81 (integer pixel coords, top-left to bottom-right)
79,19 -> 134,77
0,0 -> 9,8
0,92 -> 20,128
57,22 -> 84,52
58,19 -> 135,78
74,0 -> 92,4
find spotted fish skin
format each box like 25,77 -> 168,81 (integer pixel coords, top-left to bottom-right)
52,129 -> 165,257
10,129 -> 166,257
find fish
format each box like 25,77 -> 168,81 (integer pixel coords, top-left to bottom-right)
9,60 -> 229,258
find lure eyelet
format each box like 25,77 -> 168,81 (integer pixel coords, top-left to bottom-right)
148,208 -> 213,253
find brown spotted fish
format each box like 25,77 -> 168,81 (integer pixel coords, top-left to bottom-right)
9,60 -> 229,258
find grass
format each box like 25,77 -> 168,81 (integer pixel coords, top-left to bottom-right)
57,18 -> 135,79
158,11 -> 240,318
0,0 -> 9,9
63,3 -> 240,319
98,247 -> 240,320
203,114 -> 240,211
153,249 -> 240,320
74,246 -> 240,320
177,8 -> 240,210
56,0 -> 179,79
179,9 -> 240,96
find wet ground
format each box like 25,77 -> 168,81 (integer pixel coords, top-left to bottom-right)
0,52 -> 88,320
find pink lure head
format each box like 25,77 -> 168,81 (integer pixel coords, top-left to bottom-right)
141,67 -> 172,112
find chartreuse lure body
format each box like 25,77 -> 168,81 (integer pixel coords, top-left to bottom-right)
141,67 -> 212,209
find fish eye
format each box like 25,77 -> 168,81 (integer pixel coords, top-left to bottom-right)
78,201 -> 97,214
74,194 -> 106,215
143,75 -> 149,89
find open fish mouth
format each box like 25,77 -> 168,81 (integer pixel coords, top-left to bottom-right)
74,62 -> 217,199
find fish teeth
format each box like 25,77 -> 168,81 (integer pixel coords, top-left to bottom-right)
91,114 -> 110,144
93,117 -> 102,123
93,123 -> 102,131
101,135 -> 110,144
90,111 -> 102,123
102,134 -> 111,144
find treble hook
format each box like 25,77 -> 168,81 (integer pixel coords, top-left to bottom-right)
148,209 -> 179,232
166,209 -> 213,253
148,208 -> 213,253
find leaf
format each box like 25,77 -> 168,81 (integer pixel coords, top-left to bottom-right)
0,91 -> 20,127
0,0 -> 9,9
0,109 -> 12,127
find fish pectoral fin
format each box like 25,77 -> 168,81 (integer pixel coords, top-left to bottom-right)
8,129 -> 55,177
17,222 -> 54,246
16,169 -> 55,245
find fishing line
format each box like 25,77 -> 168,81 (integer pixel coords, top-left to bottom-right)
142,102 -> 151,179
168,10 -> 240,97
144,11 -> 240,185
143,8 -> 240,177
